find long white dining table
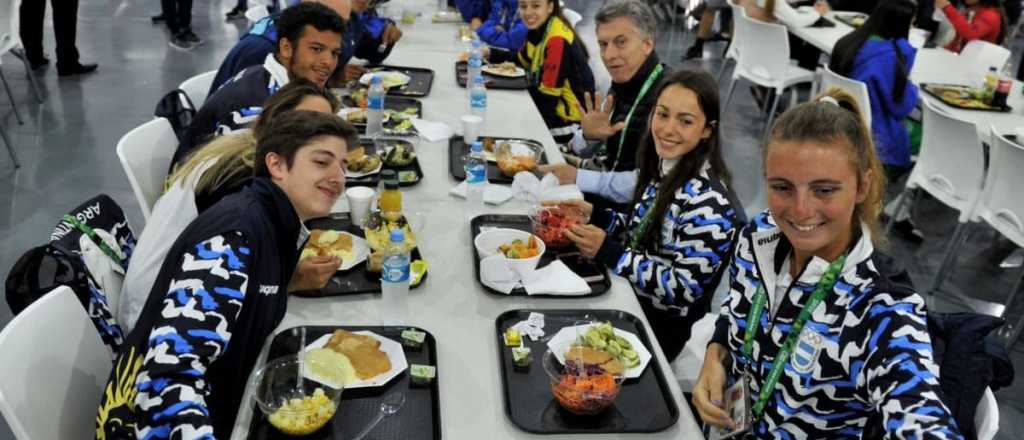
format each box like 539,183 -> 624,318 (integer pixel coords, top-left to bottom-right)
229,5 -> 704,439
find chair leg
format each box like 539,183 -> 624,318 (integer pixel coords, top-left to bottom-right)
928,222 -> 970,295
12,49 -> 45,104
885,189 -> 912,236
0,124 -> 20,168
716,59 -> 731,84
722,76 -> 739,117
762,88 -> 782,141
0,71 -> 25,125
1000,265 -> 1024,349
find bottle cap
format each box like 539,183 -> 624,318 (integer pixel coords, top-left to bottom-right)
381,169 -> 399,189
471,141 -> 483,152
390,229 -> 405,243
371,74 -> 382,84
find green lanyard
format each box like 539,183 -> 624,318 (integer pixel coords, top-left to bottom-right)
741,253 -> 847,419
605,64 -> 663,170
61,214 -> 123,265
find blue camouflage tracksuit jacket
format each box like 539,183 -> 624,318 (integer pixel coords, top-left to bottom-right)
711,211 -> 962,439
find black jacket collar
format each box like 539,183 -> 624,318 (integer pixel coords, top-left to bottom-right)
611,51 -> 662,102
249,177 -> 302,253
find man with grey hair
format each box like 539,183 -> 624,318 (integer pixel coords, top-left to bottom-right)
539,0 -> 667,207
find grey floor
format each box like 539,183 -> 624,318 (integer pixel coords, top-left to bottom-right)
0,0 -> 1020,438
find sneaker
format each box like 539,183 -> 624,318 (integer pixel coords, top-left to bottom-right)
683,43 -> 704,60
1000,248 -> 1024,269
169,35 -> 196,51
225,7 -> 246,20
179,30 -> 204,46
151,14 -> 166,23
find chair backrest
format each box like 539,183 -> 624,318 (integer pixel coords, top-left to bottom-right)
178,70 -> 218,108
975,387 -> 999,440
819,65 -> 872,131
246,4 -> 270,23
974,127 -> 1024,248
733,13 -> 792,87
563,7 -> 582,28
725,0 -> 746,60
908,99 -> 985,219
0,286 -> 110,440
115,117 -> 178,221
0,0 -> 21,55
960,40 -> 1011,79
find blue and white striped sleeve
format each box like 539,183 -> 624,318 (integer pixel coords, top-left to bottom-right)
132,232 -> 251,440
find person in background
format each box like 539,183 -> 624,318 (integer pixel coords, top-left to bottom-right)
95,110 -> 357,439
226,0 -> 249,20
455,0 -> 492,29
830,0 -> 919,177
477,0 -> 529,51
935,0 -> 1008,52
346,0 -> 404,77
207,0 -> 353,97
743,0 -> 829,70
119,80 -> 342,333
556,70 -> 738,361
538,0 -> 666,210
692,89 -> 962,439
683,0 -> 732,60
488,0 -> 595,144
163,0 -> 203,50
173,2 -> 345,170
19,0 -> 98,75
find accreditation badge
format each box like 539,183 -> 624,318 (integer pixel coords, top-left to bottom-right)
707,371 -> 753,440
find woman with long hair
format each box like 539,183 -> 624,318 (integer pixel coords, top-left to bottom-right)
118,79 -> 345,331
489,0 -> 595,144
556,70 -> 740,361
830,0 -> 919,175
692,89 -> 961,438
936,0 -> 1008,52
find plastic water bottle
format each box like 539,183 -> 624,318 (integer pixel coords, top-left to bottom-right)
470,75 -> 487,122
366,75 -> 386,138
381,229 -> 410,325
464,141 -> 487,211
468,40 -> 484,86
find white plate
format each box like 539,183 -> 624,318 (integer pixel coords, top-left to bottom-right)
483,64 -> 526,78
337,107 -> 391,125
358,71 -> 411,89
302,331 -> 409,389
546,323 -> 652,379
346,157 -> 383,178
337,232 -> 370,271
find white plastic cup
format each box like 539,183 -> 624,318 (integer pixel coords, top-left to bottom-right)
346,186 -> 376,226
461,114 -> 483,145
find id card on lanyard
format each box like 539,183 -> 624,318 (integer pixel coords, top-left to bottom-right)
739,254 -> 847,426
603,63 -> 663,171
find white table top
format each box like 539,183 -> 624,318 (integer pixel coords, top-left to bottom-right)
230,10 -> 702,440
785,11 -> 859,54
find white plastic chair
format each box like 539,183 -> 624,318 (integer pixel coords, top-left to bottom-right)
245,4 -> 270,24
960,40 -> 1011,79
0,0 -> 44,106
115,117 -> 178,222
563,7 -> 582,28
722,14 -> 815,139
975,387 -> 999,440
817,64 -> 872,131
0,286 -> 110,440
894,99 -> 984,297
178,69 -> 218,108
716,0 -> 746,83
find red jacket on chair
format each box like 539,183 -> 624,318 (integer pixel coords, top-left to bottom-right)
942,4 -> 1004,53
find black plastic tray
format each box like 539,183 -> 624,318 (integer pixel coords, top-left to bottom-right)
811,16 -> 835,27
455,61 -> 530,90
341,96 -> 422,136
347,138 -> 424,188
832,12 -> 866,28
495,309 -> 679,434
247,325 -> 441,439
470,215 -> 610,298
448,136 -> 548,185
366,64 -> 434,97
294,213 -> 426,297
922,83 -> 1013,112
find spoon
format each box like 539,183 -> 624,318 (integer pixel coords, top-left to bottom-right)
350,392 -> 407,440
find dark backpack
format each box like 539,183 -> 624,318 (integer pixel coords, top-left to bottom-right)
154,89 -> 197,141
5,195 -> 136,353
